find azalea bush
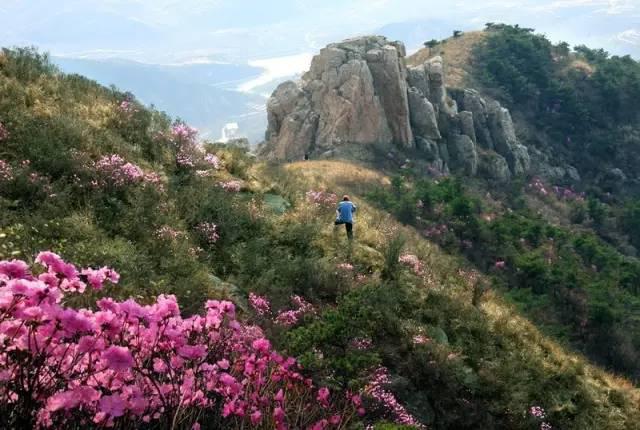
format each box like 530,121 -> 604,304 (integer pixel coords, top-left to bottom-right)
0,253 -> 361,429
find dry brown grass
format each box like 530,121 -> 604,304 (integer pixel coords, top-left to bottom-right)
407,31 -> 487,88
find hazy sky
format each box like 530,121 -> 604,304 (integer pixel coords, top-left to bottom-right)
1,0 -> 638,63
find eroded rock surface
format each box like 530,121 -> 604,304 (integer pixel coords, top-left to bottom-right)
262,35 -> 530,180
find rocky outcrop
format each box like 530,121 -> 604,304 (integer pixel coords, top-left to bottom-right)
262,35 -> 530,180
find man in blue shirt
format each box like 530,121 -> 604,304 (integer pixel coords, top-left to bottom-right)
335,195 -> 357,240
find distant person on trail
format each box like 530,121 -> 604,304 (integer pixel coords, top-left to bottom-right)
335,195 -> 357,240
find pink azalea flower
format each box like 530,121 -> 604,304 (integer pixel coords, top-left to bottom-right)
102,346 -> 134,371
99,394 -> 126,417
250,410 -> 262,425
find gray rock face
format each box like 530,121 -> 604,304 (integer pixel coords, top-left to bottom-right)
479,151 -> 511,182
486,102 -> 530,175
407,64 -> 430,99
408,88 -> 441,141
264,36 -> 410,158
262,35 -> 531,180
449,134 -> 478,175
366,45 -> 413,146
460,89 -> 494,149
458,111 -> 476,144
415,137 -> 440,161
425,56 -> 446,108
265,81 -> 318,160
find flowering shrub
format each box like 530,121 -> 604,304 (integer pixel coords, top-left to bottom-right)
529,406 -> 552,429
196,222 -> 219,244
275,296 -> 316,327
154,225 -> 185,241
0,160 -> 13,182
93,154 -> 163,190
204,154 -> 222,170
349,337 -> 373,350
118,100 -> 138,116
528,177 -> 584,202
529,406 -> 545,419
218,180 -> 243,193
0,253 -> 361,429
306,190 -> 338,208
248,293 -> 271,317
0,159 -> 54,198
398,254 -> 424,276
365,368 -> 424,428
0,121 -> 8,141
412,335 -> 430,345
171,123 -> 198,145
249,294 -> 316,328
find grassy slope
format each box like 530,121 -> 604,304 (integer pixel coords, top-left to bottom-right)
2,48 -> 640,428
255,160 -> 640,428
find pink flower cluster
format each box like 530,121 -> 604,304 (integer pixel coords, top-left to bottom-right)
306,190 -> 338,208
529,177 -> 584,202
529,406 -> 552,430
275,295 -> 315,327
154,225 -> 184,241
552,185 -> 585,202
0,121 -> 8,142
0,160 -> 12,182
196,222 -> 219,244
398,254 -> 424,276
118,100 -> 138,115
204,154 -> 222,169
171,123 -> 198,144
337,263 -> 354,271
218,180 -> 243,192
494,260 -> 506,270
248,294 -> 316,328
0,254 -> 358,429
365,368 -> 424,428
529,406 -> 545,419
412,335 -> 430,345
349,337 -> 373,350
248,293 -> 271,317
94,154 -> 162,190
176,148 -> 196,168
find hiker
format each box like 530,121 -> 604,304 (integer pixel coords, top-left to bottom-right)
335,195 -> 357,240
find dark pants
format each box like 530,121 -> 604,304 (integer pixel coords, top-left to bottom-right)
335,220 -> 353,239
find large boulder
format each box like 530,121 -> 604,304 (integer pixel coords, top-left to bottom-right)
407,64 -> 430,99
460,89 -> 494,149
366,45 -> 413,147
415,137 -> 440,161
479,150 -> 511,182
265,81 -> 318,160
264,36 -> 414,157
487,102 -> 530,175
449,134 -> 478,175
458,111 -> 476,143
425,56 -> 446,108
408,87 -> 441,140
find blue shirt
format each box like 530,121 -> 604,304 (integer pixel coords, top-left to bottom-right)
337,201 -> 357,223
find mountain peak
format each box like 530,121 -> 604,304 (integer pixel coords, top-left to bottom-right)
260,34 -> 529,182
